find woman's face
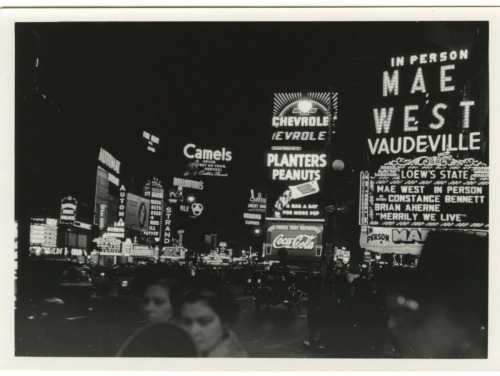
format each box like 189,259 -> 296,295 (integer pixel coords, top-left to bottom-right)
142,284 -> 173,323
179,301 -> 225,355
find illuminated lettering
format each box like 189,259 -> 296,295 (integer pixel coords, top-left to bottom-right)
410,67 -> 426,93
272,234 -> 316,250
373,108 -> 394,134
266,153 -> 327,168
271,116 -> 329,127
367,132 -> 482,155
440,65 -> 455,92
383,70 -> 399,96
98,148 -> 121,174
173,177 -> 204,190
429,103 -> 447,130
460,101 -> 475,129
183,143 -> 232,161
404,105 -> 419,132
272,169 -> 321,181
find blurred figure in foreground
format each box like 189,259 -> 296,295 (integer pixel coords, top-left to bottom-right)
175,285 -> 248,357
386,231 -> 488,358
117,274 -> 197,357
141,278 -> 176,324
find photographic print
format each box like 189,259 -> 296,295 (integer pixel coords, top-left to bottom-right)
3,6 -> 498,371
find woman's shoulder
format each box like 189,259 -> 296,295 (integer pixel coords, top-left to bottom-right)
207,331 -> 248,358
117,322 -> 198,357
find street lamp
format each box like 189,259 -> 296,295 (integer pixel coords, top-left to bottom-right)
186,195 -> 196,204
332,159 -> 345,171
325,159 -> 345,256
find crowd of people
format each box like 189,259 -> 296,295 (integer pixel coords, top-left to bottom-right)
122,227 -> 488,359
16,230 -> 488,359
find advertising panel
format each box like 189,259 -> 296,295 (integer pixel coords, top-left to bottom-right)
266,92 -> 338,220
29,224 -> 45,246
173,177 -> 204,190
93,166 -> 119,229
60,196 -> 77,223
243,212 -> 262,226
244,190 -> 266,229
144,178 -> 164,238
362,153 -> 488,229
172,177 -> 205,219
130,245 -> 155,257
266,220 -> 323,260
163,205 -> 174,246
360,226 -> 488,255
247,189 -> 267,213
143,131 -> 159,153
29,218 -> 58,249
98,148 -> 121,176
161,247 -> 186,258
359,36 -> 488,254
125,193 -> 150,232
183,143 -> 232,177
95,236 -> 122,254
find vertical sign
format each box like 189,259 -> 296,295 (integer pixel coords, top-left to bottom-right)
94,148 -> 121,228
163,205 -> 174,246
266,92 -> 338,220
144,178 -> 164,239
60,196 -> 77,223
99,204 -> 107,230
361,42 -> 488,254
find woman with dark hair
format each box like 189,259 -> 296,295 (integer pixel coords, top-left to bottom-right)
116,275 -> 196,357
175,285 -> 248,357
141,278 -> 176,324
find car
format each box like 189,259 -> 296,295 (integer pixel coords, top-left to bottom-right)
22,259 -> 93,292
243,269 -> 265,294
17,258 -> 95,316
253,268 -> 304,311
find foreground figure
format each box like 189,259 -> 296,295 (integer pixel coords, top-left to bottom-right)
386,231 -> 488,358
176,285 -> 248,357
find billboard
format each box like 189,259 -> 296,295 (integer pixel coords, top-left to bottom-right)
130,245 -> 155,257
144,178 -> 164,238
163,205 -> 174,246
360,153 -> 488,229
265,220 -> 323,260
266,92 -> 338,220
360,40 -> 488,254
60,196 -> 77,223
94,236 -> 121,254
29,218 -> 58,248
93,166 -> 120,229
360,226 -> 488,255
247,189 -> 267,213
125,193 -> 150,232
183,143 -> 232,177
98,148 -> 121,176
243,212 -> 263,226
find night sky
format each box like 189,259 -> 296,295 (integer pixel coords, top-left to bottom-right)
15,22 -> 488,246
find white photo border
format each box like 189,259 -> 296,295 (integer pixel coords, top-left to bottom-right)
1,6 -> 499,372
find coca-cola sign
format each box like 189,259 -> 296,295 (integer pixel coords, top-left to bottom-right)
272,234 -> 316,250
266,220 -> 324,260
